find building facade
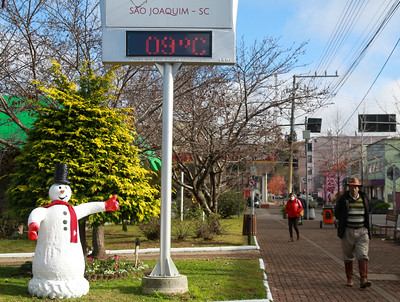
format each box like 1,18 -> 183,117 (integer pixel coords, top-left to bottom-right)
363,138 -> 400,209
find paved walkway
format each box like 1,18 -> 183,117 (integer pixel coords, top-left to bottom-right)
255,204 -> 400,302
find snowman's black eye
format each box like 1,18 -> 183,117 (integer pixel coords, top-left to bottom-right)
58,186 -> 62,189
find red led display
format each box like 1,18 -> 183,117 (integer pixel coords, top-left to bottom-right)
126,31 -> 212,57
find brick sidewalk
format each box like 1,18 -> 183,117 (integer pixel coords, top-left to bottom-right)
255,204 -> 400,302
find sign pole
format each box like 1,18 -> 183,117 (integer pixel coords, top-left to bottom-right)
150,63 -> 182,277
393,166 -> 397,215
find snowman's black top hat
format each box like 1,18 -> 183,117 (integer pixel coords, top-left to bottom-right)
53,163 -> 71,185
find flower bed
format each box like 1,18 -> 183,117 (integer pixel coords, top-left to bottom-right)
85,255 -> 149,281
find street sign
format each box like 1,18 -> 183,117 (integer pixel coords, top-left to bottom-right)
387,165 -> 400,181
307,118 -> 322,133
248,179 -> 256,187
358,114 -> 396,132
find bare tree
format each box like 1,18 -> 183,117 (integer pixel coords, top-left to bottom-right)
164,38 -> 328,214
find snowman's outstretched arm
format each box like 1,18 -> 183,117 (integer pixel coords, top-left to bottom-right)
27,208 -> 47,241
74,195 -> 119,220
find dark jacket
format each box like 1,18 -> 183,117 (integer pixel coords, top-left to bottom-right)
334,191 -> 371,239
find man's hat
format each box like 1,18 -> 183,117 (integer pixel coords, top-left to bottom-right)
53,163 -> 71,185
347,177 -> 362,187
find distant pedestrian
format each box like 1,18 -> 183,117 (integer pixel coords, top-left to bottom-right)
334,177 -> 371,288
285,193 -> 303,242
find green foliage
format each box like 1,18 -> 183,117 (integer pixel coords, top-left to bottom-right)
369,198 -> 384,208
85,255 -> 149,276
369,199 -> 388,213
6,62 -> 160,225
218,190 -> 247,218
193,214 -> 223,240
375,202 -> 390,210
172,218 -> 192,240
138,217 -> 160,240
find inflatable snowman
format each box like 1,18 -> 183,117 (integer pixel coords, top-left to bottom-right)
27,163 -> 119,299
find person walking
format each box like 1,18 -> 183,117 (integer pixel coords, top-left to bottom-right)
334,177 -> 372,289
285,193 -> 303,242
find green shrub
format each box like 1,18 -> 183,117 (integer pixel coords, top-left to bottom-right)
172,218 -> 192,240
218,190 -> 247,218
185,204 -> 204,220
138,217 -> 160,240
194,219 -> 214,240
375,202 -> 390,210
193,214 -> 222,240
369,199 -> 386,213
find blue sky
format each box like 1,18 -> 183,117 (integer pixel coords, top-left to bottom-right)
236,0 -> 400,137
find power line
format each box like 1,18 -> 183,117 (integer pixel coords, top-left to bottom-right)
339,36 -> 400,133
319,0 -> 400,103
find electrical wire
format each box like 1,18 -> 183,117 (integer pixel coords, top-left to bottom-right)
338,36 -> 400,133
315,0 -> 367,74
309,1 -> 400,95
328,1 -> 400,98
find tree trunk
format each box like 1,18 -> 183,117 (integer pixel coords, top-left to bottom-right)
91,225 -> 105,259
79,219 -> 87,257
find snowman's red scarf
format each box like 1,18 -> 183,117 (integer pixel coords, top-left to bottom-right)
43,200 -> 78,243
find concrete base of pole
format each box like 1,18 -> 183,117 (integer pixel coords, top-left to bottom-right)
141,275 -> 188,295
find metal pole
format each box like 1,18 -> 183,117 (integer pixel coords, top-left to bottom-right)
305,149 -> 309,219
251,186 -> 255,215
288,75 -> 296,194
288,72 -> 338,196
305,117 -> 310,219
150,63 -> 181,277
247,214 -> 252,245
180,171 -> 184,221
393,167 -> 397,215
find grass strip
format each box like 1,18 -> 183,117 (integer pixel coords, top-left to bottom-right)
0,258 -> 266,301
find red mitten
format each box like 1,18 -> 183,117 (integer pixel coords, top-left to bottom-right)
28,222 -> 40,241
105,195 -> 119,211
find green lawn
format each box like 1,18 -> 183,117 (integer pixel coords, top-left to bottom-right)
0,258 -> 266,301
0,216 -> 267,301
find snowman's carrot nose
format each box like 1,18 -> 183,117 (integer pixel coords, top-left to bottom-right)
60,190 -> 65,194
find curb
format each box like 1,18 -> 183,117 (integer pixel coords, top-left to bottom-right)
0,239 -> 260,258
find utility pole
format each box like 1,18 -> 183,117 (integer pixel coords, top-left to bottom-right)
288,72 -> 338,196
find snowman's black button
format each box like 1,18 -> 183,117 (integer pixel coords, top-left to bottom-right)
63,211 -> 67,215
63,220 -> 67,224
64,227 -> 68,231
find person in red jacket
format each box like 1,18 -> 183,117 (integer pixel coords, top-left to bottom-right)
285,193 -> 303,242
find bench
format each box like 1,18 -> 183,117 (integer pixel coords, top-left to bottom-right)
372,213 -> 398,238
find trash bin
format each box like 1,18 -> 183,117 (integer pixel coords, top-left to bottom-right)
320,205 -> 336,228
242,214 -> 257,235
323,205 -> 334,224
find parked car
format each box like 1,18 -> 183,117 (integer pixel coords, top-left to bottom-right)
246,196 -> 260,208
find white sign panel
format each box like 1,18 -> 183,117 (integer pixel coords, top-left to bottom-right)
100,0 -> 238,65
105,0 -> 233,29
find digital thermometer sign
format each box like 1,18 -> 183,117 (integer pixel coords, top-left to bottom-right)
100,0 -> 237,65
126,31 -> 212,57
